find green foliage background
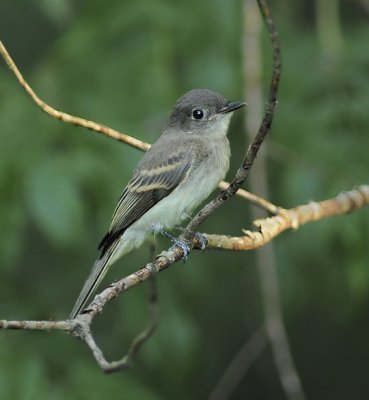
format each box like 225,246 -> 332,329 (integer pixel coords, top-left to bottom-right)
0,0 -> 368,399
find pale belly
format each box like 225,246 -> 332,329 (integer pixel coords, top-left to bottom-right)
108,134 -> 230,266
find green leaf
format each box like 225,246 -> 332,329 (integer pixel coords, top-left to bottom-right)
27,156 -> 84,247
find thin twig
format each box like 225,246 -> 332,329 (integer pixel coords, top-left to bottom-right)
182,0 -> 281,240
77,243 -> 159,373
0,320 -> 73,331
1,185 -> 367,320
0,7 -> 367,374
205,185 -> 369,250
125,242 -> 158,365
0,40 -> 275,211
0,41 -> 149,151
0,185 -> 368,370
210,326 -> 267,400
217,181 -> 282,215
242,2 -> 306,399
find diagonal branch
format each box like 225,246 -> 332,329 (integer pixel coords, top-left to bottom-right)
0,42 -> 149,151
210,326 -> 268,400
0,1 -> 367,374
241,2 -> 305,399
0,187 -> 366,312
206,185 -> 369,250
1,185 -> 367,371
0,40 -> 276,213
182,0 -> 281,238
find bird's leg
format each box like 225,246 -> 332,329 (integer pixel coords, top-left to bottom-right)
151,224 -> 190,261
175,227 -> 207,250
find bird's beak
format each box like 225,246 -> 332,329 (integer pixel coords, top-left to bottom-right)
218,101 -> 246,114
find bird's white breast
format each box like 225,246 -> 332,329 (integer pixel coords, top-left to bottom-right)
108,114 -> 231,265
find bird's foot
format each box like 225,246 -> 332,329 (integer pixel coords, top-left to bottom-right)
194,232 -> 207,250
170,239 -> 190,262
152,224 -> 190,262
175,227 -> 207,250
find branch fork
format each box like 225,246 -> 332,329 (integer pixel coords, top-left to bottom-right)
0,0 -> 368,373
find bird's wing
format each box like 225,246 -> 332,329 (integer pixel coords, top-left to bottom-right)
98,145 -> 194,254
70,144 -> 195,319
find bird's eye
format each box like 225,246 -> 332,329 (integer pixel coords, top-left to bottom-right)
192,109 -> 204,120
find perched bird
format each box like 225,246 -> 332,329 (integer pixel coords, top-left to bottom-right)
69,89 -> 245,319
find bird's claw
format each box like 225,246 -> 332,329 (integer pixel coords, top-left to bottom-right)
170,239 -> 190,262
152,224 -> 190,262
194,232 -> 207,250
175,227 -> 207,250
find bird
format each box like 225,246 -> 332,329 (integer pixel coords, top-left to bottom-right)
69,88 -> 245,319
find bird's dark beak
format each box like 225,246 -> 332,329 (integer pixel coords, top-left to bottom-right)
218,101 -> 246,114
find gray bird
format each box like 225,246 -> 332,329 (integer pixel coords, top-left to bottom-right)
69,89 -> 245,319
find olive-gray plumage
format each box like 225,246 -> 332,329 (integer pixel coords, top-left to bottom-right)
69,89 -> 245,319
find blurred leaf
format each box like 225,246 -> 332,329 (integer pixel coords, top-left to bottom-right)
27,155 -> 85,247
0,188 -> 25,270
0,1 -> 369,399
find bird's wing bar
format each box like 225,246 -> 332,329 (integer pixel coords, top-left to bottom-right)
98,148 -> 193,254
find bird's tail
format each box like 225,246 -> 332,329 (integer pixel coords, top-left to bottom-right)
69,240 -> 119,319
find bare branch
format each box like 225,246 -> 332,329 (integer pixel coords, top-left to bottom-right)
182,0 -> 281,239
1,185 -> 367,317
210,326 -> 267,400
217,181 -> 283,215
0,1 -> 367,374
206,185 -> 369,250
0,41 -> 149,150
0,41 -> 270,209
241,2 -> 306,399
0,187 -> 365,322
72,246 -> 159,373
0,185 -> 367,370
0,319 -> 73,331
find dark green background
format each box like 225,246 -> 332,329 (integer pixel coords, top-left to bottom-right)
0,1 -> 368,399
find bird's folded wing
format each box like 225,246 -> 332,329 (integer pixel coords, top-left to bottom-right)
98,147 -> 194,254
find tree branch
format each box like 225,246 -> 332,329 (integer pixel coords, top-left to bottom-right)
0,185 -> 367,370
0,40 -> 275,213
182,0 -> 281,239
1,186 -> 367,339
240,2 -> 306,399
206,185 -> 369,250
0,320 -> 72,331
0,42 -> 149,152
210,326 -> 268,400
0,0 -> 367,374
